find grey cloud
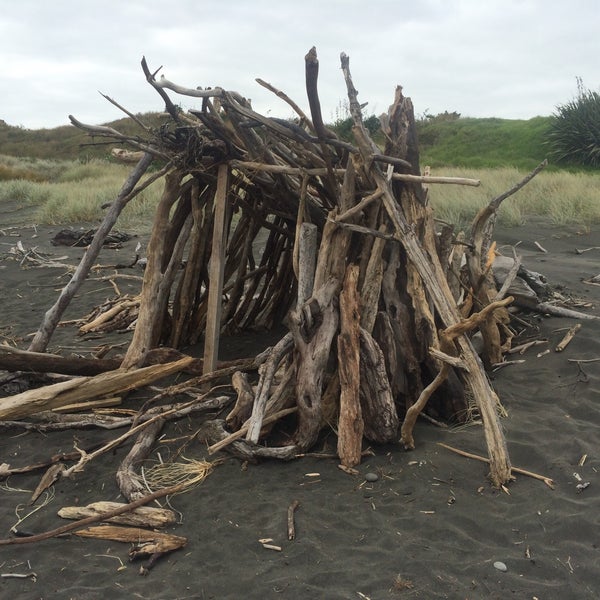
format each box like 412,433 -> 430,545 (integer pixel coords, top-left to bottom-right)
2,0 -> 598,128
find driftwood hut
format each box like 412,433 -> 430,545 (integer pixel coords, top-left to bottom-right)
4,49 -> 526,487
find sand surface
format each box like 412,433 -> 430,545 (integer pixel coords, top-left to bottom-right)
1,212 -> 599,599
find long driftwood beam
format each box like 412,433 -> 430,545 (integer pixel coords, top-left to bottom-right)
229,159 -> 480,186
391,173 -> 480,186
438,443 -> 555,489
156,76 -> 225,98
255,77 -> 314,131
337,264 -> 363,468
0,395 -> 231,435
68,116 -> 169,160
58,501 -> 177,528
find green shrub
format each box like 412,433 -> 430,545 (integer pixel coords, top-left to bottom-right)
0,164 -> 46,182
546,79 -> 600,167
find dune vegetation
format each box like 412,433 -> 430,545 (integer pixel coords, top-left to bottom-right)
0,155 -> 163,232
427,166 -> 600,228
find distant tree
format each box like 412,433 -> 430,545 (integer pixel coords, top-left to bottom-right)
330,99 -> 380,141
547,78 -> 600,167
419,110 -> 461,124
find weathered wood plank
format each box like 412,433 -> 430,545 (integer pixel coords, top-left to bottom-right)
203,164 -> 230,374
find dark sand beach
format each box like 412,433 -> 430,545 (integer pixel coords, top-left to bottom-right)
1,212 -> 599,599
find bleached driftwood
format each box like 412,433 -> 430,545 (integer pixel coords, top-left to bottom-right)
58,502 -> 177,528
0,357 -> 194,421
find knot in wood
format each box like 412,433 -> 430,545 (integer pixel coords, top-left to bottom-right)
299,298 -> 323,343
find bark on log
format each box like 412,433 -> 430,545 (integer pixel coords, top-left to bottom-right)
0,346 -> 121,376
121,171 -> 189,369
226,371 -> 255,431
295,222 -> 318,309
290,278 -> 341,450
359,328 -> 399,443
74,525 -> 187,570
0,346 -> 207,378
203,164 -> 230,373
74,524 -> 186,548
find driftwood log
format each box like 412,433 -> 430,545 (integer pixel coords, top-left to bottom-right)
0,357 -> 193,421
3,48 -> 571,489
58,502 -> 177,528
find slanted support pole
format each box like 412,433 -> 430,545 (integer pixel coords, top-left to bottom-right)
203,164 -> 230,374
28,152 -> 154,353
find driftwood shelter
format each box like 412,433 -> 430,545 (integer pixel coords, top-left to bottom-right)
4,47 -> 563,508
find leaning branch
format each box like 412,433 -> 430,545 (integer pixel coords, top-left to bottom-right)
27,152 -> 155,353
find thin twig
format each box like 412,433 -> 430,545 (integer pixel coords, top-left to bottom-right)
437,443 -> 555,489
555,323 -> 581,352
287,500 -> 300,540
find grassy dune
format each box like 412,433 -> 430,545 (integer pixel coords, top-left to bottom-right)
418,116 -> 552,170
0,156 -> 163,232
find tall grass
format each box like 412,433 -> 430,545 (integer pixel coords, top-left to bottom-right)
0,154 -> 72,182
2,156 -> 599,234
0,156 -> 162,232
428,167 -> 600,228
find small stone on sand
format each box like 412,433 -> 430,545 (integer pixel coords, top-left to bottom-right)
365,472 -> 379,482
493,561 -> 508,572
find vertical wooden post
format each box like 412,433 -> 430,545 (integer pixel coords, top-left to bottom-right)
337,264 -> 363,467
203,164 -> 230,374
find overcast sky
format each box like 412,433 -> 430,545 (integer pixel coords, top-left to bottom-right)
2,0 -> 598,129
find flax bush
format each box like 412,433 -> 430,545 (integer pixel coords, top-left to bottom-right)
546,79 -> 600,167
